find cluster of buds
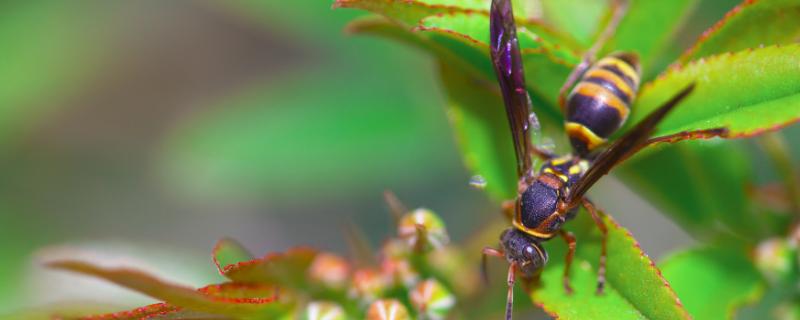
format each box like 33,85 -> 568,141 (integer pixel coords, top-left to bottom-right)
304,200 -> 456,319
48,195 -> 461,320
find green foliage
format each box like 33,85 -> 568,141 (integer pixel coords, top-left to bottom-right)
680,0 -> 800,63
437,63 -> 518,199
633,44 -> 800,139
603,0 -> 697,79
532,210 -> 689,319
660,246 -> 766,320
48,260 -> 291,319
335,0 -> 800,319
36,0 -> 800,319
48,208 -> 462,319
617,143 -> 757,238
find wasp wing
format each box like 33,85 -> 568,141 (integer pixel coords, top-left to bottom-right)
565,83 -> 696,207
490,0 -> 537,179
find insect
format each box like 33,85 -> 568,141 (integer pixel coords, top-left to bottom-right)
482,0 -> 727,319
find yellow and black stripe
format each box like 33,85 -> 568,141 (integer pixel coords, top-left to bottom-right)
565,52 -> 641,156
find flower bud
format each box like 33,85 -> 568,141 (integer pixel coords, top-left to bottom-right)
366,299 -> 411,320
398,208 -> 449,251
409,279 -> 455,320
308,253 -> 350,290
304,301 -> 346,320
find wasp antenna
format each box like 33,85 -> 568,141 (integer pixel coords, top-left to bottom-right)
383,190 -> 407,225
342,221 -> 376,268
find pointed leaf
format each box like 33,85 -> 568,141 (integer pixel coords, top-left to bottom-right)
139,310 -> 231,320
213,238 -> 254,274
198,282 -> 280,300
67,303 -> 180,320
418,11 -> 582,60
680,0 -> 800,64
416,11 -> 580,110
532,209 -> 689,320
417,10 -> 580,112
632,44 -> 800,139
221,247 -> 318,290
48,260 -> 288,318
333,0 -> 536,25
659,246 -> 766,320
332,0 -> 474,26
72,283 -> 280,320
604,0 -> 697,79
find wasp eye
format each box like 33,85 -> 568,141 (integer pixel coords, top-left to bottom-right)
524,245 -> 536,258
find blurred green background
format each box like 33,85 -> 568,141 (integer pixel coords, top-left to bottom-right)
2,0 -> 781,315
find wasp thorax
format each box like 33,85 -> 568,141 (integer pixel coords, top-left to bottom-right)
519,180 -> 562,231
500,228 -> 548,277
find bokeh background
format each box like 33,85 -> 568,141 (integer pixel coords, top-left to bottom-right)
3,0 -> 789,316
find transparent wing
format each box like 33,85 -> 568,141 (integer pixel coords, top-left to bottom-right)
566,83 -> 696,207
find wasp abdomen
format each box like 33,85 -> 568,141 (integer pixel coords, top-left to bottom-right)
565,52 -> 641,156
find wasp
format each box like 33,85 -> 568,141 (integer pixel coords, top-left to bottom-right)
482,0 -> 727,319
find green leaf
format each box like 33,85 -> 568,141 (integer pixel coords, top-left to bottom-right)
617,142 -> 759,239
345,6 -> 580,113
416,11 -> 580,111
213,238 -> 255,274
436,62 -> 516,200
659,246 -> 766,320
60,303 -> 181,320
604,0 -> 697,79
680,0 -> 800,64
332,0 -> 471,26
333,0 -> 536,25
47,260 -> 290,318
221,247 -> 318,290
532,209 -> 689,320
539,0 -> 607,47
632,44 -> 800,139
348,19 -> 572,201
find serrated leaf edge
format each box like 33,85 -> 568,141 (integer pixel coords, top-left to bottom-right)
642,44 -> 800,139
212,237 -> 254,275
606,215 -> 691,320
221,246 -> 318,276
678,0 -> 759,64
413,11 -> 577,68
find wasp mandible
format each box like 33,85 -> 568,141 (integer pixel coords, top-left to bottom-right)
482,1 -> 727,319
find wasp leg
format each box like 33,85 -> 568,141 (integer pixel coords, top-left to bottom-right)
505,263 -> 517,320
558,0 -> 630,110
581,198 -> 608,294
482,247 -> 506,285
646,127 -> 728,146
559,230 -> 577,294
502,200 -> 516,220
530,143 -> 556,161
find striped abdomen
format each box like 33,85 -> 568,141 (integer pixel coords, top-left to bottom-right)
565,52 -> 641,156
